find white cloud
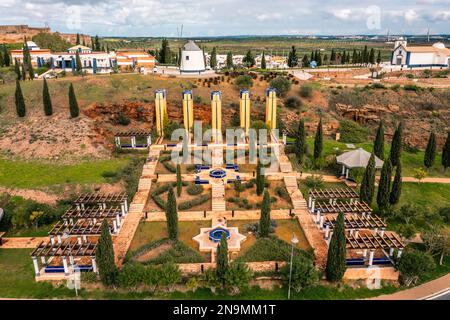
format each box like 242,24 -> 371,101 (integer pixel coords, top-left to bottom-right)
404,9 -> 419,23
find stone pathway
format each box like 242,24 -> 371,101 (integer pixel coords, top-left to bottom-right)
0,237 -> 47,249
284,176 -> 307,210
211,182 -> 226,211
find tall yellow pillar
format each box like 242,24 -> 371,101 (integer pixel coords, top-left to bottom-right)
155,89 -> 167,136
211,91 -> 222,143
265,88 -> 277,130
240,89 -> 251,135
182,90 -> 194,133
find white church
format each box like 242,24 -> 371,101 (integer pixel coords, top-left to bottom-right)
391,38 -> 450,68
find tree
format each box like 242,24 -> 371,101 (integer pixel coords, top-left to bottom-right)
422,225 -> 450,266
281,256 -> 318,292
210,47 -> 217,69
0,51 -> 3,67
75,51 -> 83,73
396,249 -> 435,286
389,162 -> 402,205
68,83 -> 79,118
165,188 -> 178,240
413,167 -> 427,183
294,119 -> 307,164
424,131 -> 437,169
369,48 -> 375,64
377,157 -> 392,211
302,54 -> 309,67
226,51 -> 233,69
2,45 -> 10,66
256,161 -> 265,196
330,49 -> 336,64
42,78 -> 53,116
390,122 -> 403,167
233,179 -> 242,197
376,50 -> 382,64
158,38 -> 171,64
176,164 -> 182,197
260,51 -> 267,69
259,190 -> 271,237
14,58 -> 21,80
243,50 -> 255,67
325,212 -> 346,282
313,118 -> 323,161
360,153 -> 376,204
443,132 -> 450,172
234,75 -> 253,90
373,121 -> 384,160
224,262 -> 252,295
269,76 -> 291,97
96,219 -> 118,286
287,46 -> 298,67
216,233 -> 229,285
76,33 -> 81,45
94,35 -> 101,51
15,80 -> 26,117
22,40 -> 34,80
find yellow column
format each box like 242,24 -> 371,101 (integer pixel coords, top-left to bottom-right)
239,89 -> 251,135
182,90 -> 194,133
155,89 -> 167,136
265,88 -> 277,130
211,91 -> 222,143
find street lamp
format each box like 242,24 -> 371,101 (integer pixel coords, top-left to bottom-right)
288,233 -> 299,300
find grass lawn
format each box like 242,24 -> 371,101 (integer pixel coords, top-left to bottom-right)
288,137 -> 450,178
0,157 -> 130,189
397,182 -> 450,210
129,221 -> 210,258
5,224 -> 53,237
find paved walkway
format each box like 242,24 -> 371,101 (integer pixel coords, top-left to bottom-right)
371,273 -> 450,300
0,237 -> 47,249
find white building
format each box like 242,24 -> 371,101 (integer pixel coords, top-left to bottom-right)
391,38 -> 450,68
180,41 -> 206,73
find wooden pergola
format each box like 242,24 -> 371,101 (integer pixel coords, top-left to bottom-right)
315,201 -> 372,215
308,188 -> 359,212
31,240 -> 98,276
49,219 -> 114,237
114,129 -> 152,149
73,193 -> 128,215
62,206 -> 122,221
324,213 -> 386,230
344,231 -> 405,266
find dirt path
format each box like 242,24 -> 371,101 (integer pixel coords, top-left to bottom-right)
371,273 -> 450,300
0,187 -> 61,205
0,237 -> 47,249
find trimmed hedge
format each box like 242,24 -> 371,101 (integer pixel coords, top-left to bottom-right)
178,194 -> 211,211
186,184 -> 203,195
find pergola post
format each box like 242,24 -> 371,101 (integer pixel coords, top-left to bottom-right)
57,235 -> 62,244
98,203 -> 103,210
397,249 -> 403,258
147,135 -> 151,147
379,228 -> 385,237
363,249 -> 368,257
82,235 -> 88,243
311,200 -> 315,213
77,236 -> 82,245
62,256 -> 69,275
116,214 -> 121,227
316,210 -> 320,224
282,132 -> 287,145
341,165 -> 346,176
354,229 -> 359,239
124,199 -> 128,213
50,236 -> 55,245
319,215 -> 324,229
113,220 -> 118,233
32,257 -> 40,276
345,168 -> 349,179
325,224 -> 330,240
389,247 -> 395,257
40,256 -> 46,266
308,196 -> 312,209
92,256 -> 98,273
115,136 -> 121,148
120,203 -> 126,216
131,136 -> 136,149
69,255 -> 75,265
368,249 -> 375,266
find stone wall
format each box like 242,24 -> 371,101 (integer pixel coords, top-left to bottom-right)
177,261 -> 286,276
343,266 -> 399,281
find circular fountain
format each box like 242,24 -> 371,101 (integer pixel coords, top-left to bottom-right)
208,227 -> 231,242
209,168 -> 226,179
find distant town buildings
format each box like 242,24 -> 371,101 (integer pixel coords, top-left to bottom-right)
116,51 -> 156,72
391,38 -> 450,68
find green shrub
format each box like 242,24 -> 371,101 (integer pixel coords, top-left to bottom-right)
285,96 -> 302,109
269,77 -> 291,97
117,112 -> 131,126
186,184 -> 203,196
275,185 -> 290,201
339,120 -> 368,143
304,175 -> 324,189
178,194 -> 210,210
235,75 -> 253,90
101,171 -> 118,179
299,84 -> 313,98
403,84 -> 421,92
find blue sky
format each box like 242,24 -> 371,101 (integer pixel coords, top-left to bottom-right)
1,0 -> 449,37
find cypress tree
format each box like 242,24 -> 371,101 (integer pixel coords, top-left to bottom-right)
390,122 -> 403,167
96,219 -> 118,286
256,161 -> 265,196
226,51 -> 233,69
360,153 -> 376,204
21,63 -> 26,81
15,80 -> 26,117
2,45 -> 10,66
216,233 -> 228,284
75,51 -> 83,73
210,47 -> 217,69
377,158 -> 392,211
165,188 -> 178,240
14,58 -> 21,80
424,131 -> 437,169
176,164 -> 182,197
294,119 -> 307,164
287,46 -> 298,67
259,190 -> 271,237
389,163 -> 402,205
68,83 -> 79,118
23,40 -> 34,80
0,51 -> 3,67
352,49 -> 357,64
42,78 -> 53,116
76,33 -> 80,45
442,132 -> 450,172
377,50 -> 382,64
369,48 -> 375,64
330,49 -> 336,64
261,51 -> 266,69
373,121 -> 385,160
313,118 -> 323,160
302,54 -> 309,67
325,212 -> 346,282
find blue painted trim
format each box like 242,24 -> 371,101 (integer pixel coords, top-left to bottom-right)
406,52 -> 410,65
407,64 -> 448,68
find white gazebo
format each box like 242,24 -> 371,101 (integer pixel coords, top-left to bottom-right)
336,148 -> 384,179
